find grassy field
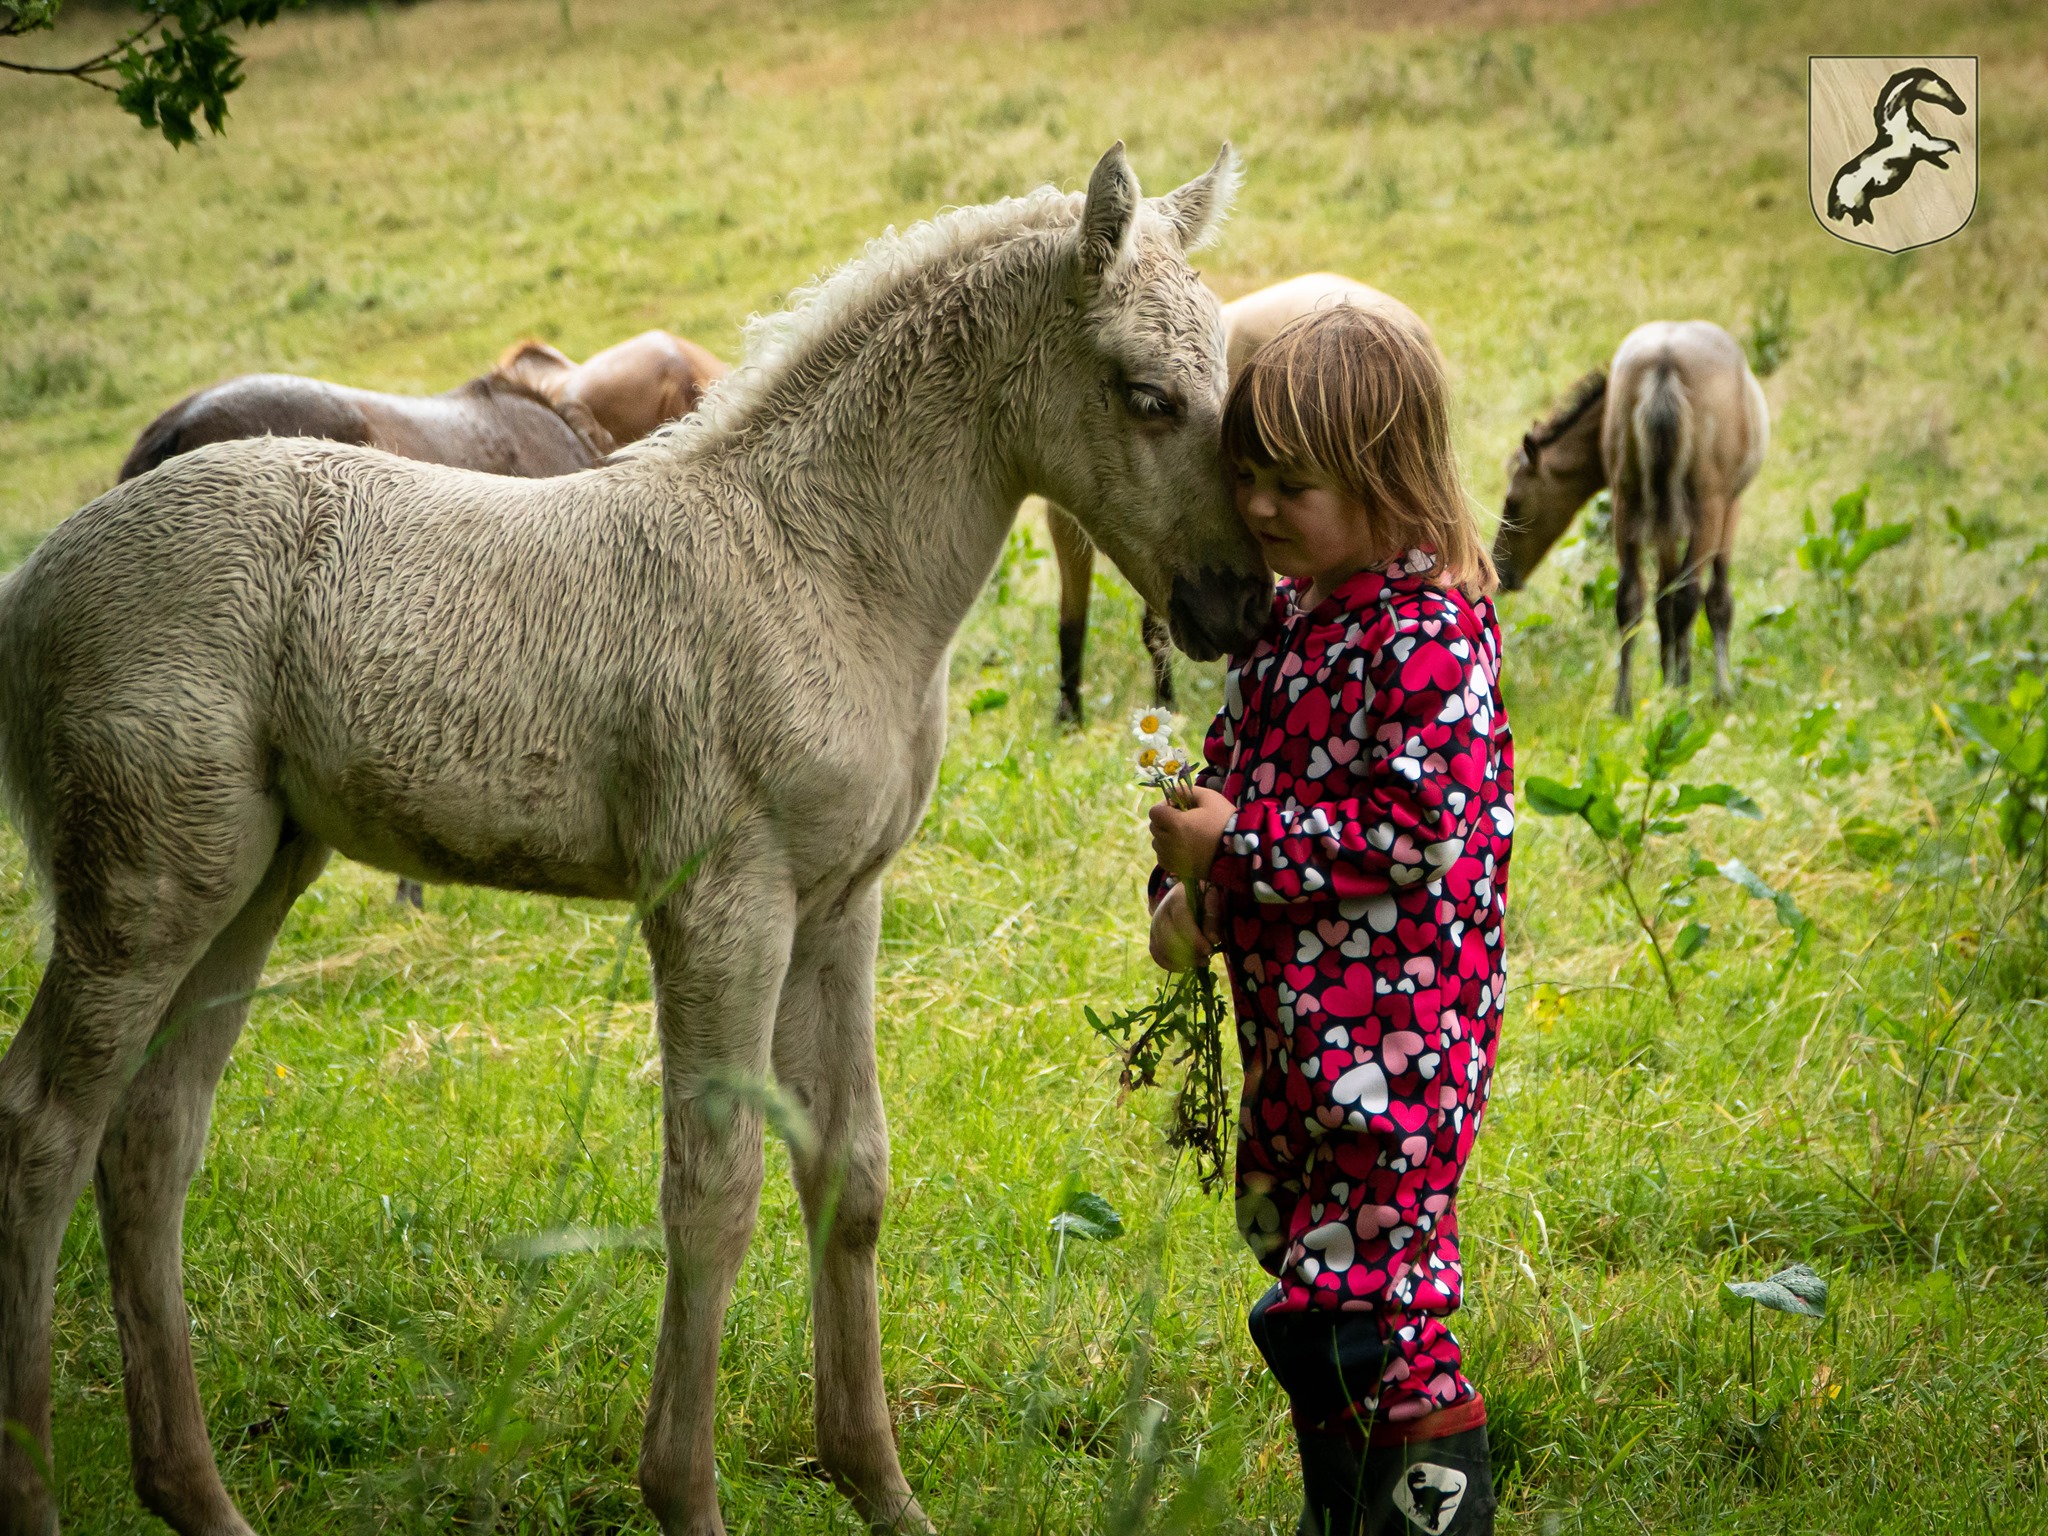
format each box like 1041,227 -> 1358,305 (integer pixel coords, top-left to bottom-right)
4,0 -> 2048,1531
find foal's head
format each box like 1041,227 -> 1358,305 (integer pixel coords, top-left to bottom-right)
1036,143 -> 1267,661
1493,369 -> 1608,591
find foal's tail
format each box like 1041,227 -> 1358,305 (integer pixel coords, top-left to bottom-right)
1630,363 -> 1695,553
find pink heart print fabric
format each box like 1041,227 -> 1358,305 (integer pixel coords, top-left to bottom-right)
1198,550 -> 1515,1424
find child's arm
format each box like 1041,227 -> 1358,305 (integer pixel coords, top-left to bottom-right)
1205,602 -> 1505,904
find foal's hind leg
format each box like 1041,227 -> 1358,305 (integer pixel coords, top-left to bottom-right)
0,799 -> 282,1536
95,830 -> 330,1536
773,883 -> 929,1533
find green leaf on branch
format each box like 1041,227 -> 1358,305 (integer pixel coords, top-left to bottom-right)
1523,775 -> 1592,816
1049,1186 -> 1124,1242
1718,858 -> 1815,955
1670,783 -> 1762,818
1721,1262 -> 1828,1320
1642,707 -> 1712,781
1842,519 -> 1912,576
3,0 -> 301,147
1674,921 -> 1710,960
1582,793 -> 1623,840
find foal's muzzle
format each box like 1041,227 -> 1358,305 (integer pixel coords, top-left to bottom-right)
1168,566 -> 1270,661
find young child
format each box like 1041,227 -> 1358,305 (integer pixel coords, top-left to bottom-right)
1147,305 -> 1513,1536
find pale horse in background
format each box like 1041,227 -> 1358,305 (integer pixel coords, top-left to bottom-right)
0,144 -> 1266,1536
1044,270 -> 1439,722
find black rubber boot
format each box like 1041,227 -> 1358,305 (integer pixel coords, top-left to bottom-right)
1247,1285 -> 1496,1536
1296,1422 -> 1497,1536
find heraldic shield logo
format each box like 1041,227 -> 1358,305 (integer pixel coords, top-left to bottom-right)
1810,56 -> 1978,252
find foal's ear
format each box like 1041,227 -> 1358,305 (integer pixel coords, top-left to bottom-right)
1078,141 -> 1141,289
1155,143 -> 1241,253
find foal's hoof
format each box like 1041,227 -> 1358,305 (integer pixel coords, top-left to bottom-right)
869,1493 -> 935,1536
1053,693 -> 1083,730
394,878 -> 425,909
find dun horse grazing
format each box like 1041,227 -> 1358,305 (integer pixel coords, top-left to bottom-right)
496,328 -> 730,448
0,143 -> 1264,1536
119,369 -> 611,482
1045,271 -> 1434,722
1494,320 -> 1769,714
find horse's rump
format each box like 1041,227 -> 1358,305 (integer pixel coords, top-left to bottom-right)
119,375 -> 377,481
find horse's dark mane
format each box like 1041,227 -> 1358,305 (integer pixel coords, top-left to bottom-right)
1528,369 -> 1608,449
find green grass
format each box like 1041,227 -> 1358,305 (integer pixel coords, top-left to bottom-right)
4,0 -> 2048,1530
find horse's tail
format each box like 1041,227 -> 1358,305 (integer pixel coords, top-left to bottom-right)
1631,363 -> 1695,550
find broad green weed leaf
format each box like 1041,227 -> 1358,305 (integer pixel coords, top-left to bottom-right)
1724,1262 -> 1828,1320
1716,858 -> 1774,902
1843,520 -> 1911,575
1523,776 -> 1592,816
1830,484 -> 1870,536
1674,921 -> 1709,960
1583,793 -> 1624,840
1957,702 -> 2019,759
1671,783 -> 1762,818
967,685 -> 1010,716
1049,1187 -> 1124,1241
1643,707 -> 1712,779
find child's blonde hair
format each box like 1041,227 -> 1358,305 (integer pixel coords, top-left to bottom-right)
1221,303 -> 1497,596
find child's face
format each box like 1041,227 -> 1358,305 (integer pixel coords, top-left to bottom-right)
1232,461 -> 1379,587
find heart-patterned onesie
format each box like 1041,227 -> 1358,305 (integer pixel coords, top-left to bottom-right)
1196,549 -> 1513,1425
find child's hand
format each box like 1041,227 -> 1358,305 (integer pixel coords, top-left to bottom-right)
1148,785 -> 1234,882
1149,881 -> 1211,972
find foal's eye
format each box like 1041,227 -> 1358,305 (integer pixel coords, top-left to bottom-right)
1123,383 -> 1179,422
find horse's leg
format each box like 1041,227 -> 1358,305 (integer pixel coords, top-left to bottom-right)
1141,606 -> 1176,708
94,830 -> 330,1536
772,883 -> 929,1534
1657,541 -> 1701,693
0,794 -> 281,1536
637,857 -> 796,1536
1698,491 -> 1737,700
1046,503 -> 1093,727
1612,510 -> 1644,717
1704,553 -> 1734,698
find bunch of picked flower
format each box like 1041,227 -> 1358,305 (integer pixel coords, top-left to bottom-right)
1084,708 -> 1233,1193
1130,707 -> 1199,809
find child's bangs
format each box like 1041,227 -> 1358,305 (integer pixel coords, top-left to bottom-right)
1220,351 -> 1327,478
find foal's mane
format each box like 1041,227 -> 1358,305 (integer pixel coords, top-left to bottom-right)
1528,369 -> 1608,449
621,185 -> 1087,459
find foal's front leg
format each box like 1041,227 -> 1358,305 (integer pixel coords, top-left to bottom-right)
637,877 -> 796,1536
772,883 -> 929,1533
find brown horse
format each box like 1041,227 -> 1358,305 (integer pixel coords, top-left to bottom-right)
1494,320 -> 1770,714
1047,272 -> 1436,722
495,330 -> 729,449
119,371 -> 611,483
